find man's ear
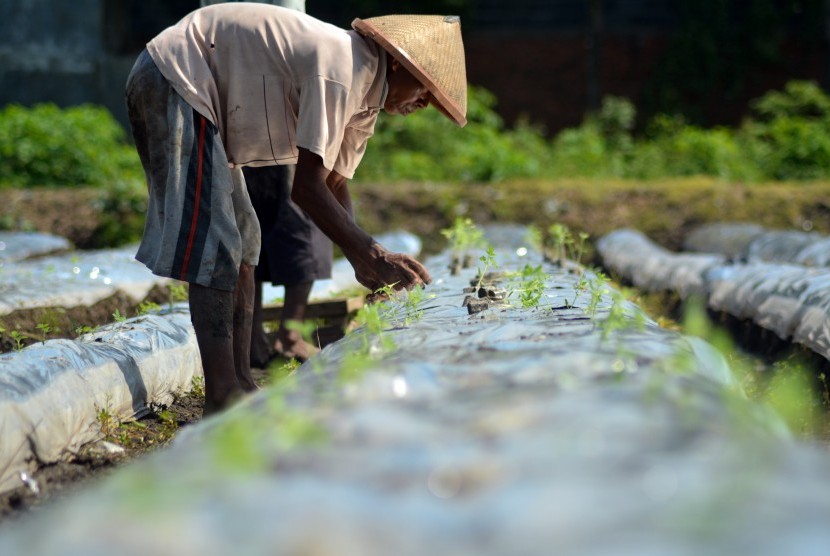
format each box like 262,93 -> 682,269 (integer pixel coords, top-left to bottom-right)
388,57 -> 401,73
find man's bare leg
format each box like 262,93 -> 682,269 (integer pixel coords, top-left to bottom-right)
249,278 -> 275,368
189,283 -> 243,415
275,280 -> 318,362
233,263 -> 259,391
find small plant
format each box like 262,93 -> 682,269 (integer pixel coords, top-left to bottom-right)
524,225 -> 544,253
95,396 -> 119,442
599,290 -> 629,340
572,232 -> 590,265
507,264 -> 549,309
137,300 -> 161,315
569,275 -> 589,309
112,308 -> 127,323
285,319 -> 319,350
597,289 -> 646,340
155,407 -> 179,438
35,322 -> 52,343
74,324 -> 96,337
400,286 -> 435,324
10,330 -> 25,351
586,273 -> 610,316
548,223 -> 573,263
441,217 -> 487,273
167,283 -> 189,309
190,375 -> 205,398
441,216 -> 486,253
475,245 -> 498,293
269,358 -> 301,384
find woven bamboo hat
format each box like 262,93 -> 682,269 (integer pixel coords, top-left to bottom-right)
352,14 -> 467,127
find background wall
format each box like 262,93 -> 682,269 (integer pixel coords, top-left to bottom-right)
1,0 -> 827,134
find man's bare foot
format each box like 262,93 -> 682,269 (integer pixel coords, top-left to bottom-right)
274,329 -> 319,363
250,328 -> 275,368
202,386 -> 246,418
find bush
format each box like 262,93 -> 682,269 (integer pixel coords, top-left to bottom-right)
357,87 -> 551,183
359,84 -> 830,184
0,103 -> 144,188
740,81 -> 830,180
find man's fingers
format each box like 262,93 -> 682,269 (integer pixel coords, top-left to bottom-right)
406,258 -> 432,285
394,261 -> 421,290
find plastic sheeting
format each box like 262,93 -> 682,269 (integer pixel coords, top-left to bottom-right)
0,308 -> 201,494
599,228 -> 830,362
597,228 -> 725,298
4,226 -> 830,556
683,222 -> 764,257
0,231 -> 71,263
684,223 -> 830,266
0,231 -> 419,495
707,263 -> 830,354
0,244 -> 171,316
0,232 -> 420,315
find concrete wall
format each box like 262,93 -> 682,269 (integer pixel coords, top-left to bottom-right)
0,0 -> 197,129
0,0 -> 827,135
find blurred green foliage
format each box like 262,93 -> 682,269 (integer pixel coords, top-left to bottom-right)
0,103 -> 144,189
359,87 -> 552,182
1,80 -> 828,235
357,80 -> 830,184
0,103 -> 148,246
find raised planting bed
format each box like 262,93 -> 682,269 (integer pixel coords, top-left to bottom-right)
598,227 -> 830,365
2,225 -> 829,555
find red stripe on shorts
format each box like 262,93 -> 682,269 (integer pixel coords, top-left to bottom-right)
179,115 -> 207,280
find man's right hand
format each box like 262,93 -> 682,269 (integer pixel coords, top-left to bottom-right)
352,243 -> 432,293
291,149 -> 430,293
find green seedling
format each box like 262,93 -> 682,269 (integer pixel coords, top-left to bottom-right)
573,232 -> 590,265
548,223 -> 573,263
400,286 -> 435,324
190,376 -> 205,398
35,322 -> 52,343
10,330 -> 25,351
95,396 -> 119,442
137,301 -> 161,315
269,358 -> 301,384
569,275 -> 589,309
441,217 -> 487,272
441,216 -> 486,253
285,319 -> 319,349
74,324 -> 96,337
507,264 -> 550,309
586,273 -> 610,316
112,309 -> 127,323
167,283 -> 189,309
475,245 -> 498,293
524,225 -> 544,253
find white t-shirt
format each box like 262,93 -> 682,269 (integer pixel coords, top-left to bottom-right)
147,3 -> 386,178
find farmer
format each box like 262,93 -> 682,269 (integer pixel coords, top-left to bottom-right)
199,0 -> 328,365
125,3 -> 468,413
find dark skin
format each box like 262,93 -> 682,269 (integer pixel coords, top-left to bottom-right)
195,59 -> 433,413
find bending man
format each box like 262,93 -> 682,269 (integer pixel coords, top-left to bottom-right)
125,4 -> 467,413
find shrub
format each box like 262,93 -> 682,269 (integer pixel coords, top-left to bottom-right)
0,103 -> 144,188
357,86 -> 551,183
740,81 -> 830,180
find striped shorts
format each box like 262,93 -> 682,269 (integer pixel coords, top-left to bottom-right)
125,49 -> 260,292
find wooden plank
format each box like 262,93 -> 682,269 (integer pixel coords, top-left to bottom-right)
261,296 -> 364,323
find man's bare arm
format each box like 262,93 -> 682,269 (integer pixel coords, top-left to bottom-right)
291,148 -> 430,291
326,170 -> 353,220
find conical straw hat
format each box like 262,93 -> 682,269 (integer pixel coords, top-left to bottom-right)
352,15 -> 467,127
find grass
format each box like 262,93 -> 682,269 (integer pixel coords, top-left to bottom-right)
353,177 -> 830,256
